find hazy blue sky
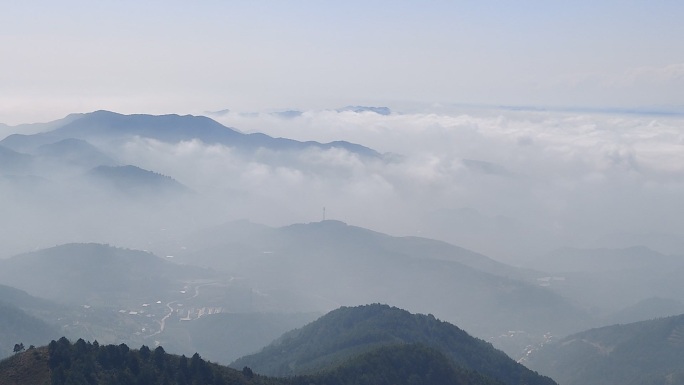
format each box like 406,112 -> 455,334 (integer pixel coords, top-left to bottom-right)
1,1 -> 683,123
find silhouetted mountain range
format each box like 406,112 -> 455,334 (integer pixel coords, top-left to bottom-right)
0,110 -> 381,157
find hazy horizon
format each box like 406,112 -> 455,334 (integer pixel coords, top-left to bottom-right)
2,1 -> 683,124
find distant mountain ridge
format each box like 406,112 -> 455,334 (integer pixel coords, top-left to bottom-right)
0,145 -> 33,174
0,243 -> 217,306
531,246 -> 681,273
523,246 -> 684,320
87,165 -> 191,196
36,138 -> 117,168
0,110 -> 381,157
171,219 -> 590,347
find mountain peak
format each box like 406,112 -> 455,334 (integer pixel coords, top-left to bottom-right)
232,303 -> 557,385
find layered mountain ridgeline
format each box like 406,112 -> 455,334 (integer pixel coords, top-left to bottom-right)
0,284 -> 73,358
35,138 -> 118,169
173,219 -> 532,279
0,111 -> 380,204
0,243 -> 218,306
232,304 -> 556,385
0,110 -> 380,157
589,232 -> 684,257
169,220 -> 590,352
605,297 -> 684,325
0,283 -> 62,313
530,246 -> 683,273
0,145 -> 33,174
525,313 -> 684,385
0,110 -> 386,256
0,302 -> 60,358
0,337 -> 524,385
0,243 -> 318,364
525,246 -> 684,322
87,165 -> 192,196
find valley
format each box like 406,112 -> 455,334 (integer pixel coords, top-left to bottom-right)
1,109 -> 684,384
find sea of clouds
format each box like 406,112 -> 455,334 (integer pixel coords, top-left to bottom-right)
2,106 -> 683,262
113,106 -> 684,262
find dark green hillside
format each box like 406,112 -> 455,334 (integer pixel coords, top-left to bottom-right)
291,344 -> 502,385
1,338 -> 259,385
525,313 -> 684,385
232,304 -> 556,385
0,337 -> 515,385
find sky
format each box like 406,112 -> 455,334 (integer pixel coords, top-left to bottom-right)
1,1 -> 683,124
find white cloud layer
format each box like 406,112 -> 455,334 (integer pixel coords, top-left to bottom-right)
2,106 -> 684,263
109,108 -> 684,261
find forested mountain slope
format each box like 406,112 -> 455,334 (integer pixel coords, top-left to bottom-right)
525,313 -> 684,385
232,304 -> 556,385
0,336 -> 520,385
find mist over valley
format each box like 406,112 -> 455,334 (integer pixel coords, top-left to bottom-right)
1,107 -> 684,385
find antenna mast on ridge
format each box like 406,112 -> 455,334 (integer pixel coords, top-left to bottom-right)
323,207 -> 326,221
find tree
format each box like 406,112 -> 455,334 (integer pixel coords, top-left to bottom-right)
154,346 -> 166,369
242,366 -> 254,379
13,343 -> 25,353
139,345 -> 151,360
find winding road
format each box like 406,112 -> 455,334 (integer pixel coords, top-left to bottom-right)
146,281 -> 229,338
